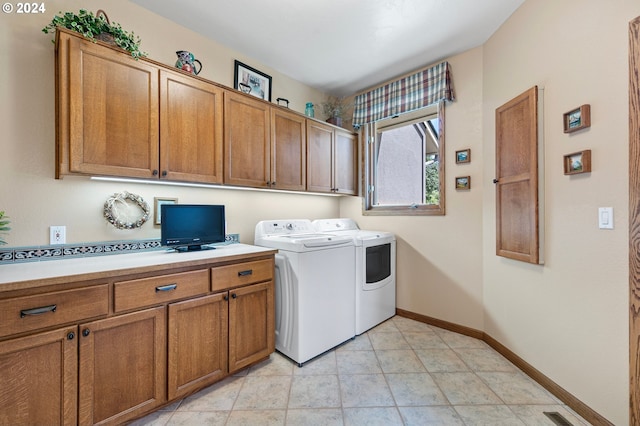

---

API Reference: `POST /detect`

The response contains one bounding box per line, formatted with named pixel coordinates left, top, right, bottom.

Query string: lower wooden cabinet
left=0, top=327, right=78, bottom=426
left=78, top=308, right=166, bottom=426
left=228, top=281, right=275, bottom=372
left=168, top=293, right=228, bottom=400
left=0, top=251, right=275, bottom=425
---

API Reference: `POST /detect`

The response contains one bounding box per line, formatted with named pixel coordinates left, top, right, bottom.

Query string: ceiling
left=131, top=0, right=524, bottom=97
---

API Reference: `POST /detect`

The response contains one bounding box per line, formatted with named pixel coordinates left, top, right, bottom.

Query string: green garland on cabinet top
left=42, top=9, right=147, bottom=59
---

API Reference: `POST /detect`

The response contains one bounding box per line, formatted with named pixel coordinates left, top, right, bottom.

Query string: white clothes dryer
left=313, top=218, right=396, bottom=335
left=254, top=219, right=355, bottom=366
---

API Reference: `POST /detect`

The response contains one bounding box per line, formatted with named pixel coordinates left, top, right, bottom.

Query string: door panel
left=271, top=108, right=306, bottom=190
left=224, top=92, right=271, bottom=187
left=160, top=70, right=223, bottom=183
left=495, top=86, right=539, bottom=264
left=67, top=34, right=159, bottom=178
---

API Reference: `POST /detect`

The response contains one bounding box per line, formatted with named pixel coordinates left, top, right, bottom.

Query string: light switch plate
left=598, top=207, right=614, bottom=229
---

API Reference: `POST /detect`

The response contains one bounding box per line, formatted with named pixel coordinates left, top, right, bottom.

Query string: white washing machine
left=254, top=219, right=356, bottom=366
left=313, top=218, right=396, bottom=335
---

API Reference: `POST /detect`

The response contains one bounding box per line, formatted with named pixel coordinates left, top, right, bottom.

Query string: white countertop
left=0, top=244, right=277, bottom=291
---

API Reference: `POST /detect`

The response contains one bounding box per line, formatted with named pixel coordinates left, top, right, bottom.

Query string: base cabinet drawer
left=114, top=269, right=209, bottom=312
left=211, top=258, right=274, bottom=291
left=0, top=327, right=78, bottom=426
left=0, top=285, right=108, bottom=339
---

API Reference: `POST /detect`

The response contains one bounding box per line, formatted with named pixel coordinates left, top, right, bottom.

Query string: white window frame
left=363, top=102, right=445, bottom=216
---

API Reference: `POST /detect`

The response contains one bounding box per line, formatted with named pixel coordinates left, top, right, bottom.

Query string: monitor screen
left=160, top=204, right=225, bottom=251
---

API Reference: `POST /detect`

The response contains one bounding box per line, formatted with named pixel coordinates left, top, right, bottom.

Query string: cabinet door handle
left=82, top=328, right=90, bottom=337
left=152, top=169, right=158, bottom=176
left=67, top=331, right=75, bottom=340
left=238, top=269, right=253, bottom=277
left=223, top=294, right=229, bottom=301
left=161, top=170, right=168, bottom=177
left=156, top=283, right=178, bottom=292
left=231, top=293, right=237, bottom=299
left=20, top=304, right=57, bottom=318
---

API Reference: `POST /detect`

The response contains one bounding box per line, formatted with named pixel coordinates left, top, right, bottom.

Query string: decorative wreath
left=103, top=191, right=150, bottom=230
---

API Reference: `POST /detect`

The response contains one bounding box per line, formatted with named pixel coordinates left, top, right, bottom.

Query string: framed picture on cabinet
left=455, top=149, right=471, bottom=164
left=563, top=104, right=591, bottom=133
left=154, top=197, right=178, bottom=225
left=455, top=176, right=471, bottom=190
left=233, top=60, right=272, bottom=101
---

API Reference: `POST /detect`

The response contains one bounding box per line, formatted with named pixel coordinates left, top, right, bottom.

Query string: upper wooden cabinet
left=160, top=70, right=224, bottom=184
left=224, top=91, right=271, bottom=187
left=307, top=121, right=358, bottom=195
left=54, top=29, right=356, bottom=194
left=224, top=94, right=307, bottom=190
left=56, top=30, right=159, bottom=179
left=271, top=108, right=307, bottom=191
left=56, top=30, right=223, bottom=184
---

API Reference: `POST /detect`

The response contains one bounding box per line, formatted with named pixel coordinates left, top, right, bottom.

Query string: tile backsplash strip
left=0, top=234, right=240, bottom=265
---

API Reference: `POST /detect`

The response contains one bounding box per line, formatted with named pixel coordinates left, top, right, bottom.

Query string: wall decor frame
left=233, top=60, right=272, bottom=101
left=455, top=176, right=471, bottom=190
left=563, top=104, right=591, bottom=133
left=455, top=149, right=471, bottom=164
left=154, top=197, right=177, bottom=225
left=563, top=150, right=591, bottom=175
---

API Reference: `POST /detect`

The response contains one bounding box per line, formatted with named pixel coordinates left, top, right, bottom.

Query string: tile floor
left=130, top=316, right=591, bottom=426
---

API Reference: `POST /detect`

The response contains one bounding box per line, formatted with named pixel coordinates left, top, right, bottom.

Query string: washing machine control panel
left=257, top=219, right=315, bottom=236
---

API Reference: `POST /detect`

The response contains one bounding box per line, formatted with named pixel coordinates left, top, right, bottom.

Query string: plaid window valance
left=352, top=61, right=454, bottom=128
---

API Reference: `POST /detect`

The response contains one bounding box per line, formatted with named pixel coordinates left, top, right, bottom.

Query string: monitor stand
left=174, top=244, right=216, bottom=252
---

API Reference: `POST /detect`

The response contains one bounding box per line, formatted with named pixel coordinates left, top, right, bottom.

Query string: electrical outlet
left=50, top=226, right=66, bottom=245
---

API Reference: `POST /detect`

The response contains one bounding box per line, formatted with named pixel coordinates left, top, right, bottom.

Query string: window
left=364, top=102, right=445, bottom=215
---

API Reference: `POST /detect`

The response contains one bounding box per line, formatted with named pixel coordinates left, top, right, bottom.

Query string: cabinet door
left=306, top=121, right=334, bottom=193
left=167, top=293, right=228, bottom=400
left=334, top=130, right=358, bottom=195
left=78, top=307, right=166, bottom=426
left=0, top=327, right=77, bottom=426
left=160, top=70, right=224, bottom=184
left=60, top=32, right=159, bottom=179
left=271, top=108, right=306, bottom=191
left=228, top=281, right=275, bottom=372
left=224, top=91, right=271, bottom=187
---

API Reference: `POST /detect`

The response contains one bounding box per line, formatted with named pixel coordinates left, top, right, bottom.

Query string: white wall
left=341, top=45, right=486, bottom=331
left=344, top=1, right=635, bottom=424
left=481, top=2, right=635, bottom=423
left=0, top=0, right=338, bottom=247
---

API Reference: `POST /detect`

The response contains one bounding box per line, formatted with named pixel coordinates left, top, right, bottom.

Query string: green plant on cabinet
left=42, top=9, right=146, bottom=59
left=0, top=211, right=10, bottom=245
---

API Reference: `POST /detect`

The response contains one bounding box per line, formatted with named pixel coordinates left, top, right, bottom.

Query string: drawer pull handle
left=238, top=269, right=253, bottom=277
left=156, top=284, right=178, bottom=292
left=20, top=304, right=57, bottom=318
